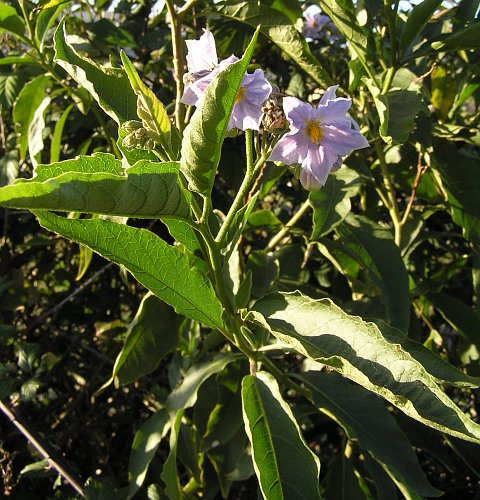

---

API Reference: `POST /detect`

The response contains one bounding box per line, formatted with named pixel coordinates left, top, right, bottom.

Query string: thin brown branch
left=401, top=153, right=428, bottom=225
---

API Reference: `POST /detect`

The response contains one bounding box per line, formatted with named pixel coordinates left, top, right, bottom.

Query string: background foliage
left=1, top=0, right=480, bottom=498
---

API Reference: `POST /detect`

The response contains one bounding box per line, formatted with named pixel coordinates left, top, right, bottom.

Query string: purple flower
left=181, top=29, right=272, bottom=131
left=228, top=69, right=272, bottom=131
left=302, top=11, right=331, bottom=39
left=268, top=86, right=369, bottom=189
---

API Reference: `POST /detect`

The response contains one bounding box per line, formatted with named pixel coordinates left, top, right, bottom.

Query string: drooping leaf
left=324, top=451, right=365, bottom=500
left=111, top=293, right=181, bottom=386
left=28, top=95, right=51, bottom=166
left=12, top=74, right=50, bottom=160
left=317, top=0, right=370, bottom=76
left=217, top=1, right=332, bottom=87
left=328, top=214, right=410, bottom=332
left=180, top=27, right=259, bottom=196
left=166, top=354, right=241, bottom=413
left=310, top=167, right=361, bottom=240
left=0, top=157, right=190, bottom=219
left=128, top=409, right=170, bottom=499
left=53, top=22, right=137, bottom=124
left=250, top=291, right=480, bottom=443
left=431, top=140, right=480, bottom=244
left=50, top=103, right=74, bottom=163
left=34, top=211, right=225, bottom=330
left=242, top=371, right=321, bottom=500
left=299, top=371, right=442, bottom=498
left=431, top=21, right=480, bottom=52
left=364, top=78, right=425, bottom=145
left=428, top=292, right=480, bottom=348
left=399, top=0, right=443, bottom=56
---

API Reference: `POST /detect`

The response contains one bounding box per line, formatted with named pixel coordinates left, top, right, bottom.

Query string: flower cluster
left=181, top=30, right=272, bottom=131
left=182, top=31, right=368, bottom=190
left=302, top=11, right=332, bottom=39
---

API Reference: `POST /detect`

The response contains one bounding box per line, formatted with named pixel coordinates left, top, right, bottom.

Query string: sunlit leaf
left=250, top=291, right=480, bottom=443
left=242, top=371, right=321, bottom=499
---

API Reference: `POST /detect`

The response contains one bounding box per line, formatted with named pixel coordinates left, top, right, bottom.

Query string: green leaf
left=12, top=74, right=50, bottom=160
left=28, top=95, right=51, bottom=166
left=431, top=21, right=480, bottom=51
left=34, top=212, right=225, bottom=330
left=0, top=151, right=19, bottom=187
left=333, top=214, right=410, bottom=332
left=53, top=23, right=137, bottom=124
left=429, top=292, right=480, bottom=348
left=0, top=72, right=25, bottom=110
left=180, top=27, right=259, bottom=196
left=324, top=451, right=364, bottom=500
left=310, top=167, right=361, bottom=240
left=242, top=371, right=321, bottom=500
left=166, top=354, right=240, bottom=413
left=217, top=1, right=332, bottom=87
left=431, top=66, right=456, bottom=122
left=399, top=0, right=443, bottom=55
left=112, top=293, right=180, bottom=386
left=128, top=409, right=170, bottom=499
left=50, top=103, right=74, bottom=163
left=317, top=0, right=370, bottom=76
left=299, top=371, right=442, bottom=498
left=251, top=291, right=480, bottom=443
left=376, top=320, right=480, bottom=388
left=76, top=243, right=93, bottom=280
left=364, top=78, right=425, bottom=145
left=35, top=3, right=68, bottom=50
left=0, top=4, right=26, bottom=39
left=0, top=157, right=190, bottom=219
left=161, top=411, right=183, bottom=500
left=431, top=140, right=480, bottom=244
left=120, top=51, right=172, bottom=157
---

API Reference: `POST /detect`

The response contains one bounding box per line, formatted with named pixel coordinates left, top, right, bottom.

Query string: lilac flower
left=268, top=86, right=369, bottom=189
left=302, top=11, right=331, bottom=40
left=228, top=70, right=272, bottom=131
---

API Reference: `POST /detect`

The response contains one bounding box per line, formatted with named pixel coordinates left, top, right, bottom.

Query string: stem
left=383, top=0, right=398, bottom=69
left=374, top=140, right=402, bottom=246
left=265, top=198, right=311, bottom=252
left=215, top=152, right=269, bottom=245
left=382, top=66, right=396, bottom=94
left=400, top=153, right=427, bottom=225
left=0, top=400, right=85, bottom=496
left=245, top=129, right=254, bottom=175
left=165, top=0, right=185, bottom=132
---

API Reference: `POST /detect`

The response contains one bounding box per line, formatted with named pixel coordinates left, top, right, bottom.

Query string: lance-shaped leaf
left=0, top=156, right=190, bottom=219
left=180, top=28, right=259, bottom=196
left=242, top=371, right=321, bottom=499
left=128, top=409, right=171, bottom=499
left=12, top=74, right=50, bottom=161
left=334, top=214, right=410, bottom=332
left=34, top=211, right=225, bottom=330
left=310, top=167, right=361, bottom=240
left=217, top=1, right=332, bottom=87
left=298, top=371, right=442, bottom=498
left=54, top=22, right=137, bottom=124
left=111, top=293, right=181, bottom=387
left=120, top=51, right=173, bottom=158
left=317, top=0, right=371, bottom=76
left=251, top=291, right=480, bottom=443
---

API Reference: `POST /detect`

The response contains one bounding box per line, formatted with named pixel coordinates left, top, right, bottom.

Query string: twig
left=24, top=262, right=114, bottom=335
left=400, top=153, right=428, bottom=225
left=0, top=400, right=85, bottom=496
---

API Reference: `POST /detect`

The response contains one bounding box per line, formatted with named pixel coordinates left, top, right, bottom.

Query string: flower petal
left=322, top=124, right=370, bottom=156
left=283, top=97, right=311, bottom=134
left=319, top=85, right=339, bottom=105
left=269, top=130, right=309, bottom=165
left=185, top=30, right=218, bottom=73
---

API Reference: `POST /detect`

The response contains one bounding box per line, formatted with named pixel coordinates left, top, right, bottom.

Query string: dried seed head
left=262, top=90, right=287, bottom=133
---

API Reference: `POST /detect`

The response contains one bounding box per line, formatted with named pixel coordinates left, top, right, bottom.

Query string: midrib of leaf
left=35, top=212, right=224, bottom=330
left=245, top=376, right=283, bottom=498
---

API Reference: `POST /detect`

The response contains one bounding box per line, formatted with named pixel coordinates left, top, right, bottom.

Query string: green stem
left=165, top=0, right=186, bottom=132
left=265, top=198, right=311, bottom=252
left=215, top=152, right=269, bottom=245
left=382, top=66, right=396, bottom=94
left=374, top=140, right=402, bottom=246
left=245, top=129, right=254, bottom=175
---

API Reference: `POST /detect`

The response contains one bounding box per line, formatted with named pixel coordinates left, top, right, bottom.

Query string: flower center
left=235, top=87, right=246, bottom=103
left=306, top=120, right=323, bottom=143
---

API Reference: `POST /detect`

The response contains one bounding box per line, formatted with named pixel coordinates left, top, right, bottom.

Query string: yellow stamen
left=306, top=120, right=323, bottom=143
left=235, top=87, right=246, bottom=103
